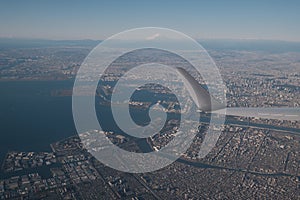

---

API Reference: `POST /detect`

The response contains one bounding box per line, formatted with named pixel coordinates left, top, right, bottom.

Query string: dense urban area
left=0, top=39, right=299, bottom=199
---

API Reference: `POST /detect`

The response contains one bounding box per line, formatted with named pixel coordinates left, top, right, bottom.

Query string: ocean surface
left=1, top=80, right=299, bottom=178
left=0, top=81, right=77, bottom=166
left=0, top=80, right=172, bottom=167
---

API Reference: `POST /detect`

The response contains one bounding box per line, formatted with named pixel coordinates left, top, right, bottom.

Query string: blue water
left=0, top=80, right=176, bottom=166
left=0, top=81, right=77, bottom=166
left=1, top=80, right=299, bottom=174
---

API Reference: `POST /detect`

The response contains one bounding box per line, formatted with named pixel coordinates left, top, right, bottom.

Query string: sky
left=0, top=0, right=300, bottom=41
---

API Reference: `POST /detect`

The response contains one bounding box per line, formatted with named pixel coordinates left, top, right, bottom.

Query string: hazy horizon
left=1, top=1, right=300, bottom=41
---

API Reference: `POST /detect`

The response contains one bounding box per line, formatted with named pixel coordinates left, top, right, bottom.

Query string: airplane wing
left=176, top=67, right=226, bottom=112
left=176, top=67, right=300, bottom=121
